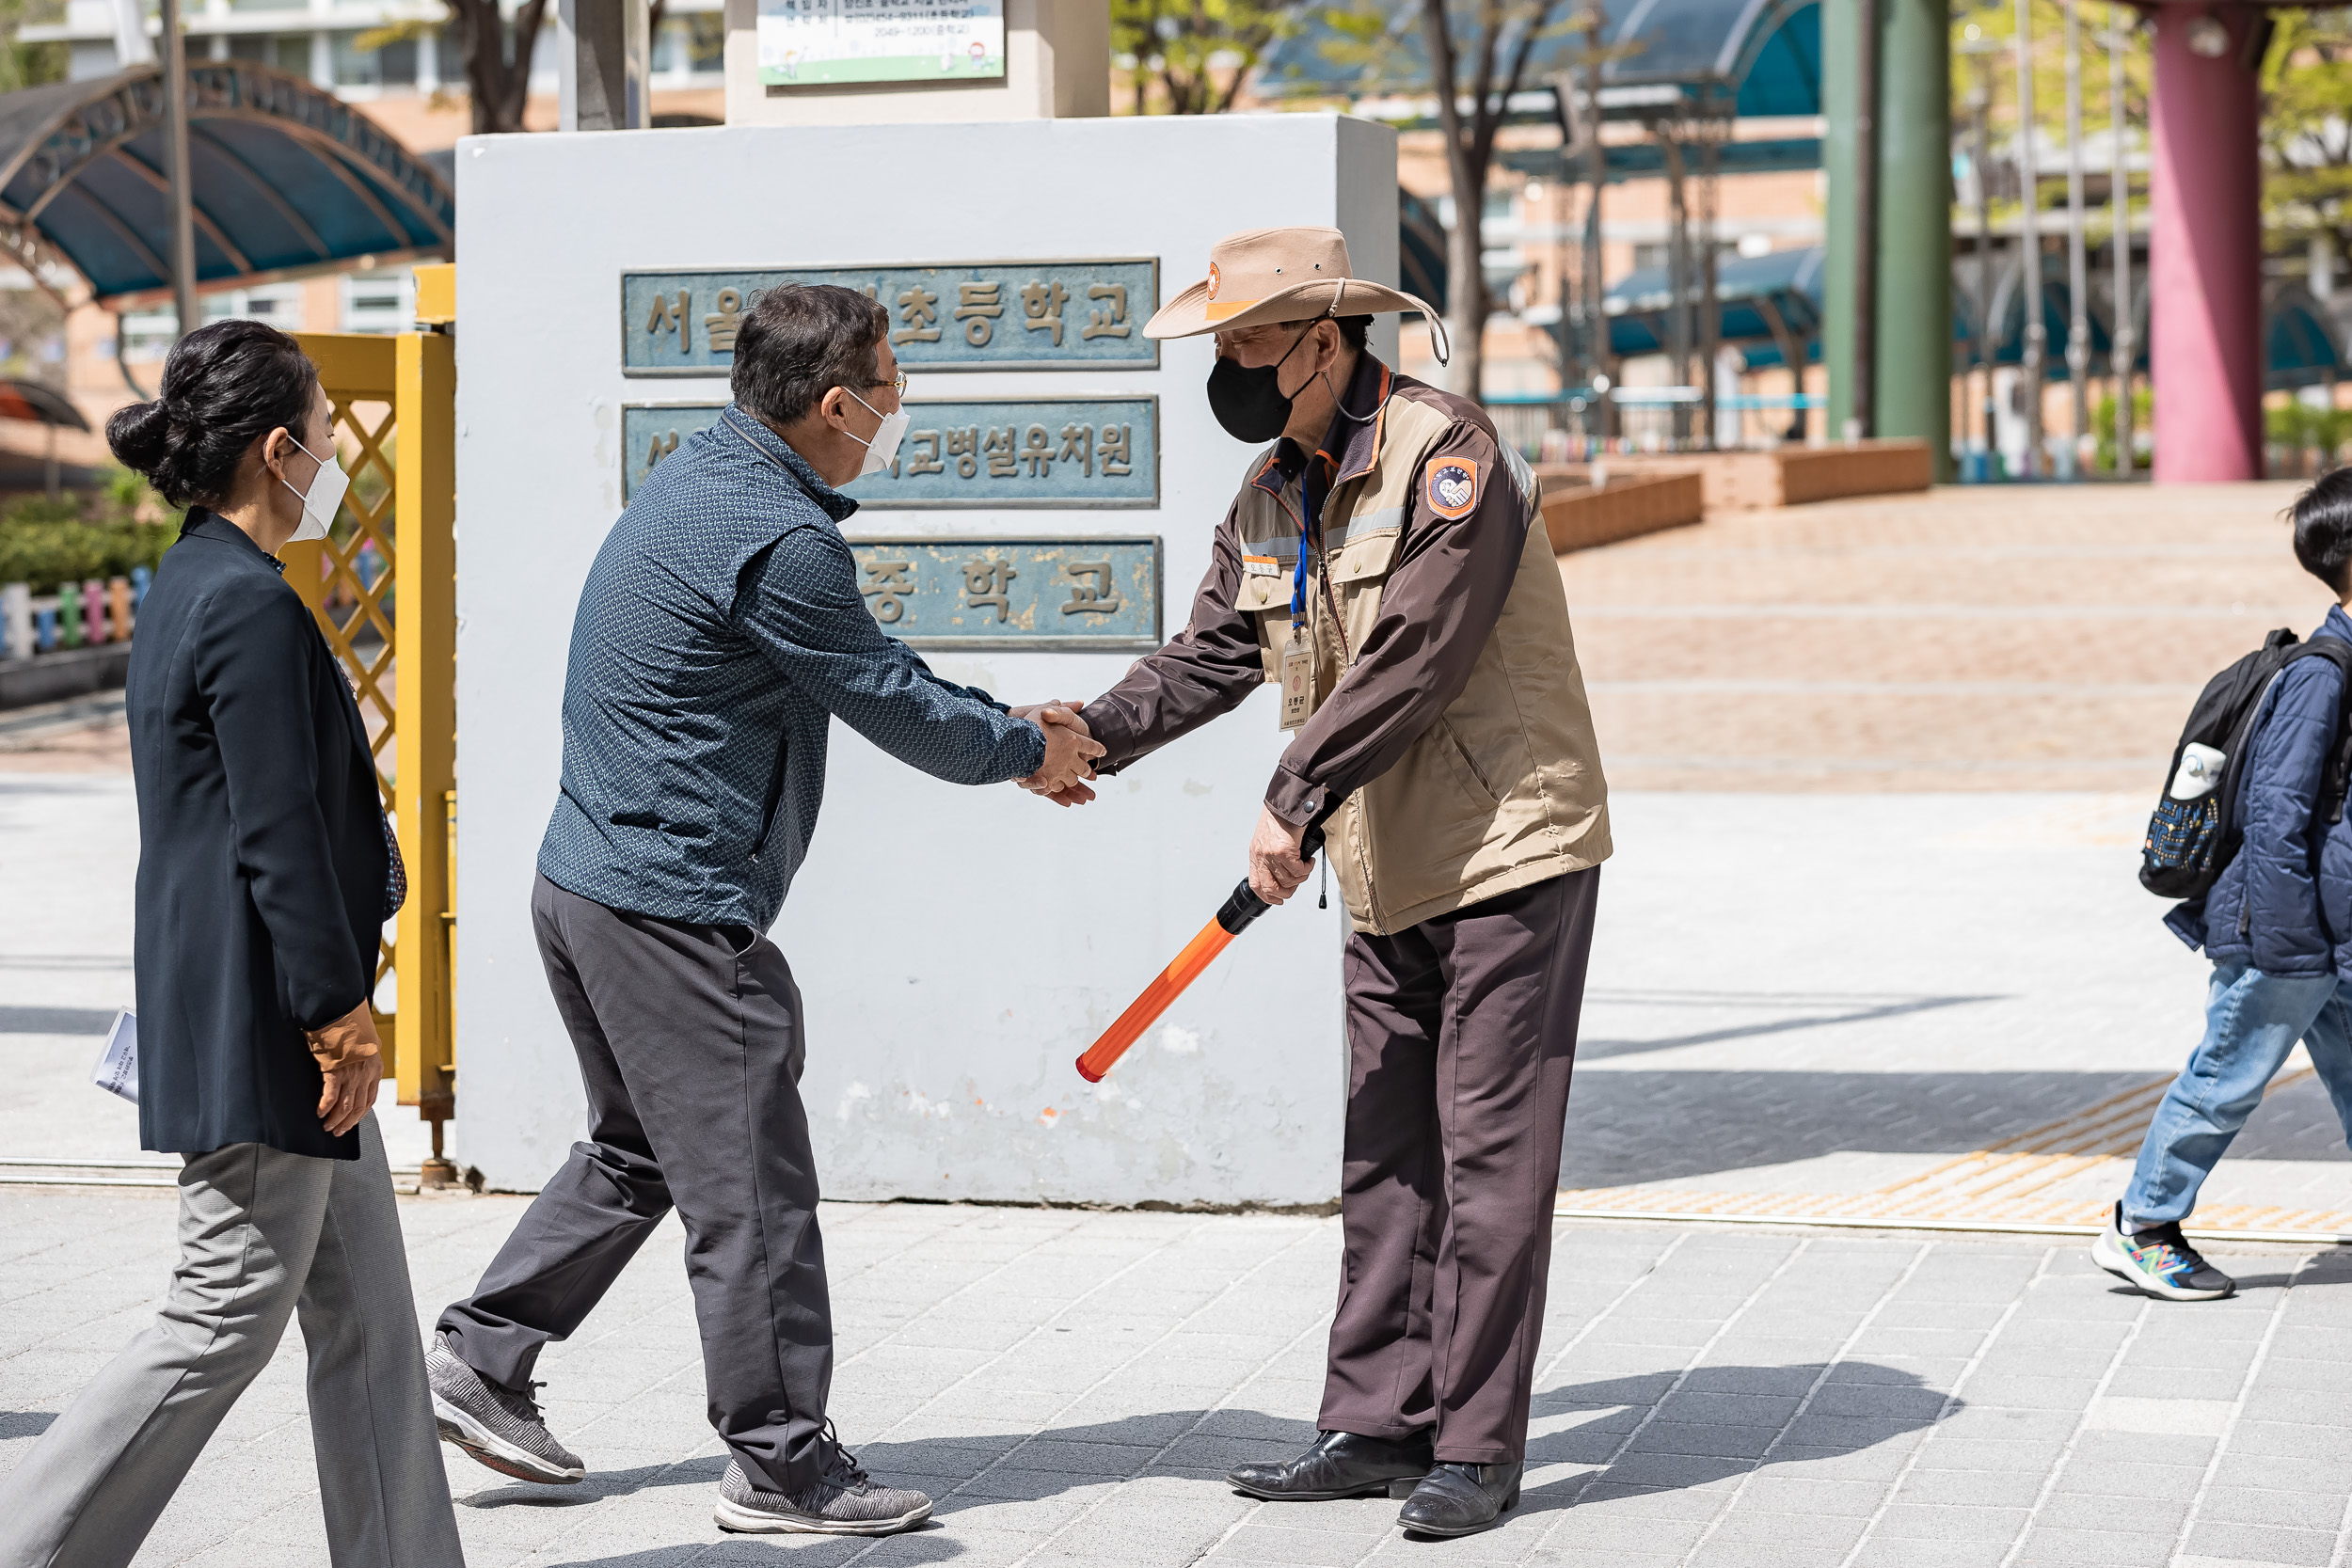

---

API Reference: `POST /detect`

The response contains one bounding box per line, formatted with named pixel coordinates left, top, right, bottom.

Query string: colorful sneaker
left=2092, top=1203, right=2237, bottom=1302
left=427, top=1331, right=585, bottom=1484
left=713, top=1440, right=931, bottom=1537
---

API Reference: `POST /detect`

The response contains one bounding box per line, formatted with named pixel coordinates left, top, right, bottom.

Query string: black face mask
left=1205, top=325, right=1316, bottom=443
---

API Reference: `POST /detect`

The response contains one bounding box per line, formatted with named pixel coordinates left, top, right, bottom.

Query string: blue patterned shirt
left=538, top=405, right=1046, bottom=928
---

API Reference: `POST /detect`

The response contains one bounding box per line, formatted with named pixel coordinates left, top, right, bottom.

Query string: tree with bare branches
left=1325, top=1, right=1577, bottom=395
left=1110, top=0, right=1303, bottom=114
left=446, top=0, right=551, bottom=134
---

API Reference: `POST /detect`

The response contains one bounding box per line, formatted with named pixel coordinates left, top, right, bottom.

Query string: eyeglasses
left=869, top=369, right=908, bottom=397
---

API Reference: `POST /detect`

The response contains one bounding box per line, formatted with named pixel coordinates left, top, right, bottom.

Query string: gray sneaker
left=426, top=1331, right=585, bottom=1484
left=713, top=1443, right=932, bottom=1536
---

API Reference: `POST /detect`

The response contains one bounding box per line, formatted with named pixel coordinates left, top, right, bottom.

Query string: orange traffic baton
left=1074, top=826, right=1325, bottom=1083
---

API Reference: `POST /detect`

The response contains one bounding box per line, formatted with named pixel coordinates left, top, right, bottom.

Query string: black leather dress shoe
left=1396, top=1460, right=1523, bottom=1536
left=1227, top=1429, right=1435, bottom=1501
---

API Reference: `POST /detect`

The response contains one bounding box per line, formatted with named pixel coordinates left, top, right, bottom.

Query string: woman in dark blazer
left=0, top=321, right=465, bottom=1568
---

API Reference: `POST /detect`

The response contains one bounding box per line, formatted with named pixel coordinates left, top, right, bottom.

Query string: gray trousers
left=437, top=875, right=832, bottom=1495
left=0, top=1115, right=464, bottom=1568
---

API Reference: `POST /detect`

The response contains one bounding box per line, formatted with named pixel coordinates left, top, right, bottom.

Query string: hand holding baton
left=1074, top=824, right=1326, bottom=1083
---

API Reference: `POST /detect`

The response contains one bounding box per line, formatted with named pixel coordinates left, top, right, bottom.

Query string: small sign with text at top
left=758, top=0, right=1004, bottom=87
left=621, top=397, right=1160, bottom=509
left=847, top=539, right=1161, bottom=651
left=620, top=259, right=1159, bottom=375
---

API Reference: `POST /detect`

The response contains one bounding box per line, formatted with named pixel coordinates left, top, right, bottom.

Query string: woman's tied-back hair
left=106, top=319, right=320, bottom=510
left=730, top=284, right=891, bottom=429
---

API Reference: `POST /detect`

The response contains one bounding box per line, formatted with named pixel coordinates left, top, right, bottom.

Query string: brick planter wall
left=1533, top=467, right=1706, bottom=553
left=1593, top=438, right=1933, bottom=512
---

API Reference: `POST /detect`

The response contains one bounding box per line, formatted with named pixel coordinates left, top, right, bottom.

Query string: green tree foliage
left=0, top=0, right=67, bottom=94
left=1317, top=0, right=1584, bottom=395
left=2262, top=11, right=2352, bottom=282
left=1111, top=0, right=1304, bottom=114
left=1946, top=0, right=2148, bottom=238
left=0, top=469, right=178, bottom=590
left=2093, top=386, right=2152, bottom=469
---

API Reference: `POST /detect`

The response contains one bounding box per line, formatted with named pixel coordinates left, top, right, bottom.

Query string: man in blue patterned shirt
left=426, top=284, right=1100, bottom=1536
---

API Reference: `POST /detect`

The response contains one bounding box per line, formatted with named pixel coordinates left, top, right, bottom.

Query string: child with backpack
left=2104, top=468, right=2352, bottom=1300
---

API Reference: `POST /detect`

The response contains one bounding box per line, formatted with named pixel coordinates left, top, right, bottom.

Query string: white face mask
left=279, top=434, right=349, bottom=543
left=845, top=387, right=911, bottom=479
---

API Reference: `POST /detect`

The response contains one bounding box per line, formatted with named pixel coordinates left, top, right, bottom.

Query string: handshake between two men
left=1002, top=700, right=1320, bottom=912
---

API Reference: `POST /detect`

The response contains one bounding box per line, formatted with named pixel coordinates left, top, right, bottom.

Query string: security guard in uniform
left=1073, top=227, right=1613, bottom=1537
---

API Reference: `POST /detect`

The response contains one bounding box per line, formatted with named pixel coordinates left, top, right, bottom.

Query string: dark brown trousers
left=1318, top=864, right=1599, bottom=1465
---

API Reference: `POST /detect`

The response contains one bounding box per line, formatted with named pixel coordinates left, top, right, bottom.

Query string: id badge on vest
left=1279, top=626, right=1314, bottom=731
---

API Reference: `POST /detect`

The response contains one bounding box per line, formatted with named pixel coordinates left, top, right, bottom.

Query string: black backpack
left=2142, top=629, right=2352, bottom=899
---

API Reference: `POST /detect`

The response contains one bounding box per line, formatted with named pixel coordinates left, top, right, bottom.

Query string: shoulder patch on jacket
left=1424, top=456, right=1480, bottom=519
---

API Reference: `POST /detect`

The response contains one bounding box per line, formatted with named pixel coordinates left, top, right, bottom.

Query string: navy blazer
left=126, top=508, right=386, bottom=1159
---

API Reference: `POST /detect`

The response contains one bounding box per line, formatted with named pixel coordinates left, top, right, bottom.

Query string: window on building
left=332, top=32, right=377, bottom=87
left=226, top=32, right=310, bottom=75
left=436, top=28, right=464, bottom=85
left=377, top=35, right=418, bottom=85
left=119, top=310, right=176, bottom=363
left=686, top=11, right=723, bottom=71
left=235, top=285, right=307, bottom=326
left=341, top=268, right=413, bottom=334
left=230, top=0, right=308, bottom=11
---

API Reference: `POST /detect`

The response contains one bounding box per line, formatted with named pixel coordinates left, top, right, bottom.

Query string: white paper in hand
left=92, top=1009, right=137, bottom=1104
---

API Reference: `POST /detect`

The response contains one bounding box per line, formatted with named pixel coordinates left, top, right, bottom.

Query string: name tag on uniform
left=1243, top=555, right=1282, bottom=578
left=1279, top=628, right=1313, bottom=731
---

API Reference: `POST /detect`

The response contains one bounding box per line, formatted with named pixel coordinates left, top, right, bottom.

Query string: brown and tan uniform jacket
left=1086, top=355, right=1611, bottom=936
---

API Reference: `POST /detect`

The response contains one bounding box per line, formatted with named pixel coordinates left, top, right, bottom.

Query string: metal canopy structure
left=1598, top=0, right=1821, bottom=117
left=1501, top=135, right=1820, bottom=184
left=1605, top=245, right=1824, bottom=365
left=1260, top=0, right=1822, bottom=119
left=1606, top=244, right=2347, bottom=392
left=0, top=63, right=453, bottom=309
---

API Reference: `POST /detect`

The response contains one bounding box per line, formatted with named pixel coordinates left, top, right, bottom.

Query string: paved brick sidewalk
left=4, top=1189, right=2347, bottom=1568
left=1566, top=481, right=2330, bottom=793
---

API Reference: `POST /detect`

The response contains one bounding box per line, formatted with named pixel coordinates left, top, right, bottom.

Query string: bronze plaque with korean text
left=621, top=259, right=1159, bottom=375
left=846, top=538, right=1161, bottom=649
left=621, top=397, right=1159, bottom=508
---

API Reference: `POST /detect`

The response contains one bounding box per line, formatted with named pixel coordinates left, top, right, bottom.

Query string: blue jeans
left=2122, top=961, right=2352, bottom=1227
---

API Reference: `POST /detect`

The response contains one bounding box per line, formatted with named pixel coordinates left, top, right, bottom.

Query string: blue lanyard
left=1291, top=460, right=1327, bottom=627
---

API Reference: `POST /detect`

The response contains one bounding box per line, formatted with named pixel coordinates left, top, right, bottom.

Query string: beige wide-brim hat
left=1145, top=225, right=1450, bottom=360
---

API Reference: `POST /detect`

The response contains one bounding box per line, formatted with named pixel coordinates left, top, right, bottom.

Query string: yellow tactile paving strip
left=1557, top=1067, right=2352, bottom=1243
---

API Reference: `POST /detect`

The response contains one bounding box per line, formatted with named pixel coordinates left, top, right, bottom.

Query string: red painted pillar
left=2150, top=7, right=2264, bottom=483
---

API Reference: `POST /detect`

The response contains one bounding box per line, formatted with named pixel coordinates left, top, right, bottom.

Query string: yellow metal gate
left=282, top=314, right=457, bottom=1168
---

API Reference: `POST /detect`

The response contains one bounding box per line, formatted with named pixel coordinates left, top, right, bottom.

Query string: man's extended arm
left=1082, top=503, right=1268, bottom=772
left=735, top=525, right=1056, bottom=785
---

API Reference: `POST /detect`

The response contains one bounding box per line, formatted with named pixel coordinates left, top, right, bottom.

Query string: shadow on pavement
left=1563, top=1069, right=2174, bottom=1186
left=0, top=1411, right=55, bottom=1440
left=1520, top=1363, right=1952, bottom=1516
left=0, top=1006, right=115, bottom=1036
left=505, top=1364, right=1947, bottom=1556
left=1577, top=991, right=2006, bottom=1061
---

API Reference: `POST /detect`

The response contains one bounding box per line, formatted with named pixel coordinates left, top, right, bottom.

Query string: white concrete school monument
left=451, top=111, right=1401, bottom=1203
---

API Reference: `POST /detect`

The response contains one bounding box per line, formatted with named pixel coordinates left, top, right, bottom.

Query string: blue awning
left=1957, top=254, right=2343, bottom=389
left=1603, top=244, right=1824, bottom=361
left=1501, top=135, right=1822, bottom=183
left=1260, top=0, right=1823, bottom=119
left=1601, top=244, right=2344, bottom=389
left=0, top=64, right=453, bottom=308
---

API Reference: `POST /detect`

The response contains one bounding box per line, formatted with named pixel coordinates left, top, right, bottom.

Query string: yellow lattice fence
left=282, top=326, right=457, bottom=1166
